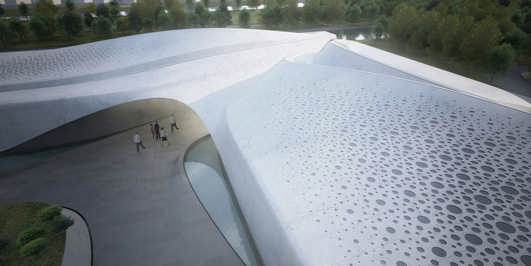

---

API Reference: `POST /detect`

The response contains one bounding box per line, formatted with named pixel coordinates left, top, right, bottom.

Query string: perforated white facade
left=1, top=29, right=530, bottom=266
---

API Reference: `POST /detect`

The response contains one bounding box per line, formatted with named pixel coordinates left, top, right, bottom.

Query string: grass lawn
left=0, top=202, right=66, bottom=266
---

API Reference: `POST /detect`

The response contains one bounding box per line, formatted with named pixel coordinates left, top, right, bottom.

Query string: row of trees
left=0, top=0, right=126, bottom=46
left=0, top=0, right=393, bottom=47
left=386, top=0, right=530, bottom=78
left=258, top=0, right=385, bottom=28
left=0, top=0, right=242, bottom=47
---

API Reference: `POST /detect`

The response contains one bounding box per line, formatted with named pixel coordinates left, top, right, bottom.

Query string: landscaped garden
left=0, top=202, right=73, bottom=266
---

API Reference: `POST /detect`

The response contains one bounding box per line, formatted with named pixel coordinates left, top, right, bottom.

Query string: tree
left=302, top=0, right=321, bottom=24
left=202, top=0, right=209, bottom=8
left=62, top=0, right=83, bottom=37
left=18, top=2, right=29, bottom=17
left=128, top=4, right=142, bottom=31
left=8, top=18, right=27, bottom=41
left=96, top=3, right=110, bottom=18
left=486, top=43, right=515, bottom=80
left=142, top=17, right=152, bottom=30
left=0, top=20, right=11, bottom=46
left=87, top=3, right=97, bottom=14
left=373, top=20, right=384, bottom=38
left=410, top=10, right=440, bottom=49
left=321, top=0, right=343, bottom=22
left=248, top=0, right=260, bottom=8
left=156, top=10, right=171, bottom=27
left=116, top=16, right=129, bottom=31
left=441, top=15, right=472, bottom=57
left=152, top=5, right=164, bottom=26
left=359, top=0, right=381, bottom=18
left=239, top=9, right=250, bottom=27
left=135, top=0, right=160, bottom=26
left=0, top=4, right=4, bottom=16
left=93, top=16, right=112, bottom=35
left=84, top=11, right=94, bottom=27
left=30, top=14, right=53, bottom=40
left=283, top=0, right=301, bottom=25
left=388, top=5, right=419, bottom=43
left=109, top=0, right=120, bottom=21
left=186, top=0, right=194, bottom=11
left=460, top=18, right=503, bottom=62
left=65, top=0, right=75, bottom=11
left=345, top=4, right=361, bottom=22
left=34, top=0, right=58, bottom=34
left=213, top=0, right=231, bottom=26
left=165, top=0, right=186, bottom=26
left=194, top=2, right=209, bottom=26
left=262, top=5, right=282, bottom=27
left=235, top=0, right=241, bottom=8
left=504, top=28, right=528, bottom=50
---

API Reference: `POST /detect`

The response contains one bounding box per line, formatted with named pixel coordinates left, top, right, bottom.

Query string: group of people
left=133, top=114, right=180, bottom=152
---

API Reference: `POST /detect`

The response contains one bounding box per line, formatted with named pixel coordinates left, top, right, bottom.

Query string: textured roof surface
left=223, top=61, right=531, bottom=266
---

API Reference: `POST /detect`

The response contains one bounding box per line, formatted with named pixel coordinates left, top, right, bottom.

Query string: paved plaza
left=0, top=116, right=244, bottom=266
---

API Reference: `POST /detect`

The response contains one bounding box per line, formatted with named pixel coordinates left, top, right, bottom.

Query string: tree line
left=0, top=0, right=234, bottom=47
left=0, top=0, right=393, bottom=48
left=385, top=0, right=530, bottom=78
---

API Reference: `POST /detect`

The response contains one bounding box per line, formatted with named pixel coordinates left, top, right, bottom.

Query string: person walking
left=154, top=120, right=160, bottom=142
left=134, top=132, right=146, bottom=152
left=149, top=123, right=155, bottom=140
left=170, top=114, right=179, bottom=133
left=160, top=128, right=170, bottom=146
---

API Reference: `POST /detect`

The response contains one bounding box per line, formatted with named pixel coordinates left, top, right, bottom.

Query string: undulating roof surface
left=225, top=61, right=531, bottom=266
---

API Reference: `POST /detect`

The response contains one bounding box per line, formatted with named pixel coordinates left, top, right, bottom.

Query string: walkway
left=0, top=116, right=244, bottom=266
left=61, top=208, right=91, bottom=266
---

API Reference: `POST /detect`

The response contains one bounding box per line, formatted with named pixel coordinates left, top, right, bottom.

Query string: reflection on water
left=330, top=28, right=387, bottom=41
left=184, top=136, right=259, bottom=266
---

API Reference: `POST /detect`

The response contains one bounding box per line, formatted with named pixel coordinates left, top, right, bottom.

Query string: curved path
left=0, top=116, right=244, bottom=266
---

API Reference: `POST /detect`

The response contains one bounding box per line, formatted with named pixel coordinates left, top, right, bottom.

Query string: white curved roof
left=209, top=60, right=531, bottom=265
left=1, top=28, right=530, bottom=266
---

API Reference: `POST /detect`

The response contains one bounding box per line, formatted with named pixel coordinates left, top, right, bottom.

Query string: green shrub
left=93, top=17, right=113, bottom=36
left=0, top=233, right=9, bottom=251
left=37, top=205, right=61, bottom=222
left=19, top=237, right=48, bottom=257
left=30, top=15, right=53, bottom=41
left=50, top=215, right=74, bottom=233
left=16, top=227, right=45, bottom=247
left=239, top=9, right=250, bottom=28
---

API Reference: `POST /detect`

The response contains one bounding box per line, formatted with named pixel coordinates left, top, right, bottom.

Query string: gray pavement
left=492, top=64, right=531, bottom=98
left=0, top=116, right=244, bottom=266
left=61, top=208, right=91, bottom=266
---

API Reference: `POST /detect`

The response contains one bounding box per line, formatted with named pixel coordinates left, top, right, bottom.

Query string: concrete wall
left=7, top=98, right=187, bottom=153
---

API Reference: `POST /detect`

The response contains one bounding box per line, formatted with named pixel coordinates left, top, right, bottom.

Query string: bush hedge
left=16, top=227, right=45, bottom=247
left=19, top=237, right=48, bottom=257
left=50, top=215, right=74, bottom=234
left=37, top=205, right=61, bottom=222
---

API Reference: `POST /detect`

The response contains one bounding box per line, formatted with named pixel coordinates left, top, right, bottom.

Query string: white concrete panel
left=332, top=40, right=531, bottom=113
